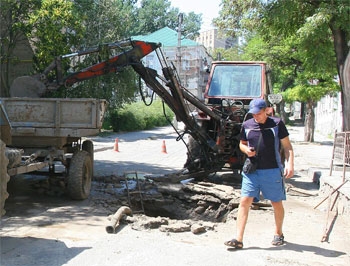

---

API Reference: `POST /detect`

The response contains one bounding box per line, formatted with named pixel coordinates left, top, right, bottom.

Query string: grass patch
left=104, top=100, right=174, bottom=132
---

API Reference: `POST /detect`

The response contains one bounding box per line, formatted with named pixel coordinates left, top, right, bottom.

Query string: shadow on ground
left=0, top=236, right=90, bottom=266
left=231, top=241, right=346, bottom=258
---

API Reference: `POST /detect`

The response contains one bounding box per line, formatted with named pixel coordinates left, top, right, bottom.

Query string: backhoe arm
left=63, top=39, right=219, bottom=152
left=63, top=40, right=160, bottom=87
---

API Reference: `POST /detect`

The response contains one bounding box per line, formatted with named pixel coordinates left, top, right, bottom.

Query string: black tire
left=184, top=122, right=209, bottom=172
left=67, top=150, right=92, bottom=200
left=184, top=135, right=203, bottom=171
left=82, top=140, right=94, bottom=174
left=0, top=140, right=10, bottom=217
left=82, top=140, right=94, bottom=158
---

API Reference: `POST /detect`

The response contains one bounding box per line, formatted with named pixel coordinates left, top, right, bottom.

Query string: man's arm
left=239, top=140, right=256, bottom=158
left=280, top=136, right=294, bottom=178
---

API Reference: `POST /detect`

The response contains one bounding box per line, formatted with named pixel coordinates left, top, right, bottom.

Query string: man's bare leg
left=271, top=201, right=284, bottom=236
left=236, top=196, right=254, bottom=242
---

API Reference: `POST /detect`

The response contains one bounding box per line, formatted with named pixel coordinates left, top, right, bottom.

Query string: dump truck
left=1, top=39, right=273, bottom=216
left=0, top=98, right=106, bottom=216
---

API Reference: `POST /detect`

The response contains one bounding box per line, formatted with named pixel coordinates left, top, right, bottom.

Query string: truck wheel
left=0, top=140, right=10, bottom=217
left=67, top=150, right=92, bottom=200
left=82, top=140, right=94, bottom=174
left=82, top=140, right=94, bottom=158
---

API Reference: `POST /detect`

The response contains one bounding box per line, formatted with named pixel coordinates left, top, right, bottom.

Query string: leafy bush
left=105, top=100, right=174, bottom=132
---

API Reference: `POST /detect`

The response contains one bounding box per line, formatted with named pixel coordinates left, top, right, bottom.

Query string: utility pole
left=177, top=13, right=183, bottom=77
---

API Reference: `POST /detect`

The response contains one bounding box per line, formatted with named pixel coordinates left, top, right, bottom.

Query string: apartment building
left=196, top=28, right=237, bottom=55
left=133, top=27, right=212, bottom=100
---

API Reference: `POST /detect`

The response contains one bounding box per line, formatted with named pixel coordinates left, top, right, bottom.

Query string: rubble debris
left=130, top=215, right=169, bottom=230
left=126, top=214, right=217, bottom=234
left=191, top=223, right=206, bottom=234
left=160, top=222, right=191, bottom=233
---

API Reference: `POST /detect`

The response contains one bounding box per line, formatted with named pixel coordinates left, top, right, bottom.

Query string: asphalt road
left=92, top=124, right=188, bottom=177
left=1, top=124, right=349, bottom=266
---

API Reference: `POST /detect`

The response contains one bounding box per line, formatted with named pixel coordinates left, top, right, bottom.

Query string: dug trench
left=4, top=170, right=275, bottom=234
left=89, top=170, right=274, bottom=233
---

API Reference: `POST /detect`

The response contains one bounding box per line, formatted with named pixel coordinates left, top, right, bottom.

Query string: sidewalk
left=288, top=125, right=350, bottom=215
left=287, top=125, right=333, bottom=174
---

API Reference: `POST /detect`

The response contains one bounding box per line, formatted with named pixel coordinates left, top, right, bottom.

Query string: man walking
left=225, top=98, right=294, bottom=249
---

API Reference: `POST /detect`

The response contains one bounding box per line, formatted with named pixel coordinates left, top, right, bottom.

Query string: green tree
left=0, top=0, right=41, bottom=96
left=135, top=0, right=178, bottom=34
left=28, top=0, right=84, bottom=72
left=261, top=0, right=347, bottom=138
left=283, top=73, right=339, bottom=141
left=0, top=0, right=138, bottom=108
left=214, top=0, right=262, bottom=38
left=214, top=0, right=349, bottom=141
left=243, top=32, right=340, bottom=141
left=77, top=0, right=136, bottom=45
left=64, top=0, right=138, bottom=108
left=212, top=46, right=242, bottom=61
left=134, top=0, right=202, bottom=37
left=182, top=12, right=202, bottom=39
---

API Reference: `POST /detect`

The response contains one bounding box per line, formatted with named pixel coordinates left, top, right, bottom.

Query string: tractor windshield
left=207, top=64, right=263, bottom=98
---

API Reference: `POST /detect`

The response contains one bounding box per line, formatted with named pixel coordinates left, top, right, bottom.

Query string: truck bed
left=1, top=98, right=107, bottom=148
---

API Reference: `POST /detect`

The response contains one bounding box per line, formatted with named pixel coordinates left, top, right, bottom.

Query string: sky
left=169, top=0, right=222, bottom=31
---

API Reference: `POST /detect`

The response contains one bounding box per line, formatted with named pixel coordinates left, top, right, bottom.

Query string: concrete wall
left=314, top=93, right=342, bottom=138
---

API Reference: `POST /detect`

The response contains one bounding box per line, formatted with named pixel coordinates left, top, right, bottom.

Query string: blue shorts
left=241, top=168, right=286, bottom=202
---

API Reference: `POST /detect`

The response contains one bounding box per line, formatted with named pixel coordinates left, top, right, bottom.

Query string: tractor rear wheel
left=184, top=135, right=203, bottom=171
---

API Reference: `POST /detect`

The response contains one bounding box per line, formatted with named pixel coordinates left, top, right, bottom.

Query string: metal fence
left=330, top=131, right=350, bottom=182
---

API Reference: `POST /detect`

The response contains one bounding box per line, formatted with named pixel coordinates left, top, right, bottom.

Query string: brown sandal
left=224, top=239, right=243, bottom=249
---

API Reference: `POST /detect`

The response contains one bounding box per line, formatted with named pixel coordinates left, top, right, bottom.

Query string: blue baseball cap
left=249, top=99, right=267, bottom=114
